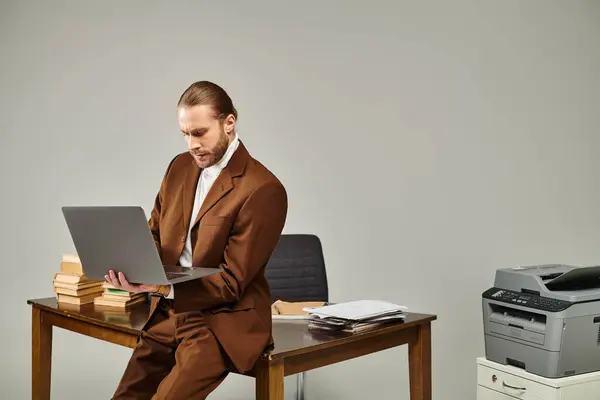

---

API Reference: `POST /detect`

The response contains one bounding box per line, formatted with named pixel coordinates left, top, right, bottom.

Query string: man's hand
left=105, top=270, right=160, bottom=294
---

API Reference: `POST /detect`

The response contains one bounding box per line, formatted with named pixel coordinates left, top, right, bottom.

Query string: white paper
left=272, top=314, right=308, bottom=320
left=303, top=300, right=407, bottom=321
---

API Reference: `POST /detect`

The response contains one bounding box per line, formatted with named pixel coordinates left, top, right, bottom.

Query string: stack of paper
left=303, top=300, right=407, bottom=333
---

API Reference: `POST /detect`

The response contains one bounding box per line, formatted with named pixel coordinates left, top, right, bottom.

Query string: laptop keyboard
left=166, top=271, right=191, bottom=279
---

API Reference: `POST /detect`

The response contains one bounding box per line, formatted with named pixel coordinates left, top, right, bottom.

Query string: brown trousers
left=112, top=298, right=231, bottom=399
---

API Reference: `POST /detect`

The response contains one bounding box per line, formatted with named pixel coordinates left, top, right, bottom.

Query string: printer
left=482, top=264, right=600, bottom=378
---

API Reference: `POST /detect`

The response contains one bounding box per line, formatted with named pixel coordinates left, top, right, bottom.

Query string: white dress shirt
left=165, top=133, right=239, bottom=298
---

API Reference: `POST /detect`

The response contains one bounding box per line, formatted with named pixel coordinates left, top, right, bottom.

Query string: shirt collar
left=203, top=133, right=239, bottom=177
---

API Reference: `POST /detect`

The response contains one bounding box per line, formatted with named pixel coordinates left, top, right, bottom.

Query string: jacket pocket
left=202, top=215, right=233, bottom=227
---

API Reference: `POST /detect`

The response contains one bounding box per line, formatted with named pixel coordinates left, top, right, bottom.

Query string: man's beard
left=194, top=128, right=230, bottom=168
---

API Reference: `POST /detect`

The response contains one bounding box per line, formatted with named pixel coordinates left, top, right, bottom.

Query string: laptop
left=61, top=206, right=221, bottom=285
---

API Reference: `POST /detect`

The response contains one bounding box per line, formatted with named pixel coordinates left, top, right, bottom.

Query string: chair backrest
left=265, top=234, right=329, bottom=303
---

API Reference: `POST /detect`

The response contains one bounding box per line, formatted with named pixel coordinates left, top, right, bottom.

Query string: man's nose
left=188, top=137, right=201, bottom=151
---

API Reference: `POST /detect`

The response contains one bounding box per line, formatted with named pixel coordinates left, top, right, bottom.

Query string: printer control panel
left=483, top=288, right=572, bottom=312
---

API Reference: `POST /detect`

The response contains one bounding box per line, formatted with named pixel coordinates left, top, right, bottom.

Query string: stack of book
left=303, top=300, right=408, bottom=333
left=53, top=253, right=103, bottom=305
left=93, top=282, right=146, bottom=309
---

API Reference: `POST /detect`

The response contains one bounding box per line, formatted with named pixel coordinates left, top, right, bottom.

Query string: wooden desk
left=28, top=297, right=436, bottom=400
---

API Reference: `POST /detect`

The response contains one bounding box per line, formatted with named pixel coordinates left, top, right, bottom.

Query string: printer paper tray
left=545, top=265, right=600, bottom=291
left=488, top=321, right=545, bottom=345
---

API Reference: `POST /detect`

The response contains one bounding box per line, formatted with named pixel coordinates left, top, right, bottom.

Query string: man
left=106, top=81, right=288, bottom=399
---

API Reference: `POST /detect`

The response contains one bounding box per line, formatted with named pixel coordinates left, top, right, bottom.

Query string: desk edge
left=27, top=299, right=142, bottom=336
left=265, top=314, right=437, bottom=360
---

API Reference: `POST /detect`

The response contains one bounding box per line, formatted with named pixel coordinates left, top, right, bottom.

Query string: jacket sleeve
left=148, top=155, right=179, bottom=259
left=172, top=181, right=288, bottom=312
left=146, top=156, right=181, bottom=296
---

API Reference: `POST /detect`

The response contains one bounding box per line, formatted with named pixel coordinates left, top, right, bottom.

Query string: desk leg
left=409, top=323, right=432, bottom=400
left=255, top=359, right=284, bottom=400
left=32, top=307, right=52, bottom=400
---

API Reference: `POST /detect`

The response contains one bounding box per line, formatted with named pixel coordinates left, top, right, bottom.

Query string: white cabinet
left=477, top=357, right=600, bottom=400
left=477, top=386, right=526, bottom=400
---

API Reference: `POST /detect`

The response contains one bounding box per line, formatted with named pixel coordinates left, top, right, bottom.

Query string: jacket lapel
left=189, top=140, right=250, bottom=230
left=182, top=159, right=201, bottom=234
left=191, top=169, right=233, bottom=227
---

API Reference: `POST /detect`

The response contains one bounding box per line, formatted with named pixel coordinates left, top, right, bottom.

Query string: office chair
left=265, top=234, right=329, bottom=400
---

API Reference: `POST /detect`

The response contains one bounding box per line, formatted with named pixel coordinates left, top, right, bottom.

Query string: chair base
left=297, top=371, right=305, bottom=400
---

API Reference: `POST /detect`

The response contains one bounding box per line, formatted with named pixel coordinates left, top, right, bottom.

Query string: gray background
left=2, top=0, right=600, bottom=399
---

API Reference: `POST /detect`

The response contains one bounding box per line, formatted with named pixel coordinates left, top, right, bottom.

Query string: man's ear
left=223, top=114, right=236, bottom=134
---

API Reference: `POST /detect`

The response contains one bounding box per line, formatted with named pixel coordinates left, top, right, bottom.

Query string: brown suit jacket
left=146, top=140, right=287, bottom=373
